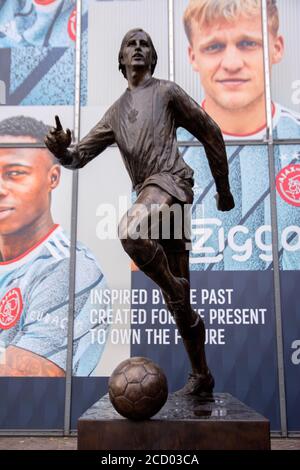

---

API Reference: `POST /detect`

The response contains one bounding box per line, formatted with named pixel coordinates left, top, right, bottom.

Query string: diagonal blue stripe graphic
left=7, top=12, right=88, bottom=105
left=267, top=232, right=298, bottom=270
left=8, top=48, right=66, bottom=104
left=192, top=145, right=244, bottom=214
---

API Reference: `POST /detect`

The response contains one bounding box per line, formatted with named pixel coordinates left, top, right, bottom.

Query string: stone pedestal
left=78, top=393, right=270, bottom=450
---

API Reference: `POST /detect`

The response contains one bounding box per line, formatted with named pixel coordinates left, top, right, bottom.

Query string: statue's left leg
left=162, top=247, right=214, bottom=395
left=118, top=186, right=187, bottom=302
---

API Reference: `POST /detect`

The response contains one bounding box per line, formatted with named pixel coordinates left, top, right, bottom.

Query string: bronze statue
left=45, top=28, right=234, bottom=396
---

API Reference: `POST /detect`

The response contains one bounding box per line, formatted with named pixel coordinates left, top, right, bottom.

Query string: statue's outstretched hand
left=215, top=191, right=235, bottom=211
left=44, top=116, right=72, bottom=158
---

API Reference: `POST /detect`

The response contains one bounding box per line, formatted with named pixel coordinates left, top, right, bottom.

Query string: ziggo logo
left=190, top=218, right=300, bottom=264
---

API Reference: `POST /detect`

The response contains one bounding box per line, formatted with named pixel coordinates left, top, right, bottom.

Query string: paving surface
left=270, top=439, right=300, bottom=450
left=0, top=437, right=77, bottom=451
left=0, top=437, right=299, bottom=450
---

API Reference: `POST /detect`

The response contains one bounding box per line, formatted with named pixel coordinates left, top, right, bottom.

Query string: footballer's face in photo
left=188, top=13, right=283, bottom=112
left=0, top=136, right=60, bottom=235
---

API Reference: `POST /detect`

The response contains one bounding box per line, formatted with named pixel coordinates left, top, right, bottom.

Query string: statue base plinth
left=77, top=393, right=270, bottom=450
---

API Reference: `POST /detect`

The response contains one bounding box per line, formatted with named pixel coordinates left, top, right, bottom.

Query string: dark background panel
left=131, top=270, right=281, bottom=431
left=70, top=377, right=108, bottom=430
left=0, top=379, right=65, bottom=429
left=280, top=271, right=300, bottom=432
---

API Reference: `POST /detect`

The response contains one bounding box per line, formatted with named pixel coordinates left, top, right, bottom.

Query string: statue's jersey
left=0, top=225, right=109, bottom=375
left=178, top=103, right=300, bottom=271
left=66, top=78, right=229, bottom=204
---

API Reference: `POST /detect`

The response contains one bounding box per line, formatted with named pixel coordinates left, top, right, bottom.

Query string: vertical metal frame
left=168, top=0, right=175, bottom=81
left=261, top=0, right=287, bottom=436
left=63, top=0, right=82, bottom=436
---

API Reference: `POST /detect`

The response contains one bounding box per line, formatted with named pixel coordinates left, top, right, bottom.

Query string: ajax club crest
left=0, top=288, right=23, bottom=330
left=276, top=164, right=300, bottom=207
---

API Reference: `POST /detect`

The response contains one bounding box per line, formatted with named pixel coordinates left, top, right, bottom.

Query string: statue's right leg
left=163, top=249, right=214, bottom=395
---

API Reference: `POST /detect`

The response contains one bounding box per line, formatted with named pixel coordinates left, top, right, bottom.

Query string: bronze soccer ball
left=108, top=356, right=168, bottom=420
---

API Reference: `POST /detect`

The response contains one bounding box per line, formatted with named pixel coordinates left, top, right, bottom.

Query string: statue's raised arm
left=45, top=107, right=116, bottom=170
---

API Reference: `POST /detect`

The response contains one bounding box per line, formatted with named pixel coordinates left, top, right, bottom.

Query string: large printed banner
left=275, top=143, right=300, bottom=432
left=172, top=0, right=299, bottom=432
left=0, top=107, right=112, bottom=428
left=0, top=0, right=169, bottom=430
left=0, top=1, right=107, bottom=430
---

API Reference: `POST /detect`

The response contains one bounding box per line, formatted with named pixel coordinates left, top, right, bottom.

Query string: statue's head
left=118, top=28, right=158, bottom=79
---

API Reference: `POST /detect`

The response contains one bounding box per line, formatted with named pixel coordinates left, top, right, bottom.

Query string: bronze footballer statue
left=45, top=28, right=234, bottom=396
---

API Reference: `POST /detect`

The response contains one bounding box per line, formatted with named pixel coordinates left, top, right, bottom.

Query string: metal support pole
left=168, top=0, right=175, bottom=82
left=261, top=0, right=287, bottom=437
left=63, top=0, right=82, bottom=436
